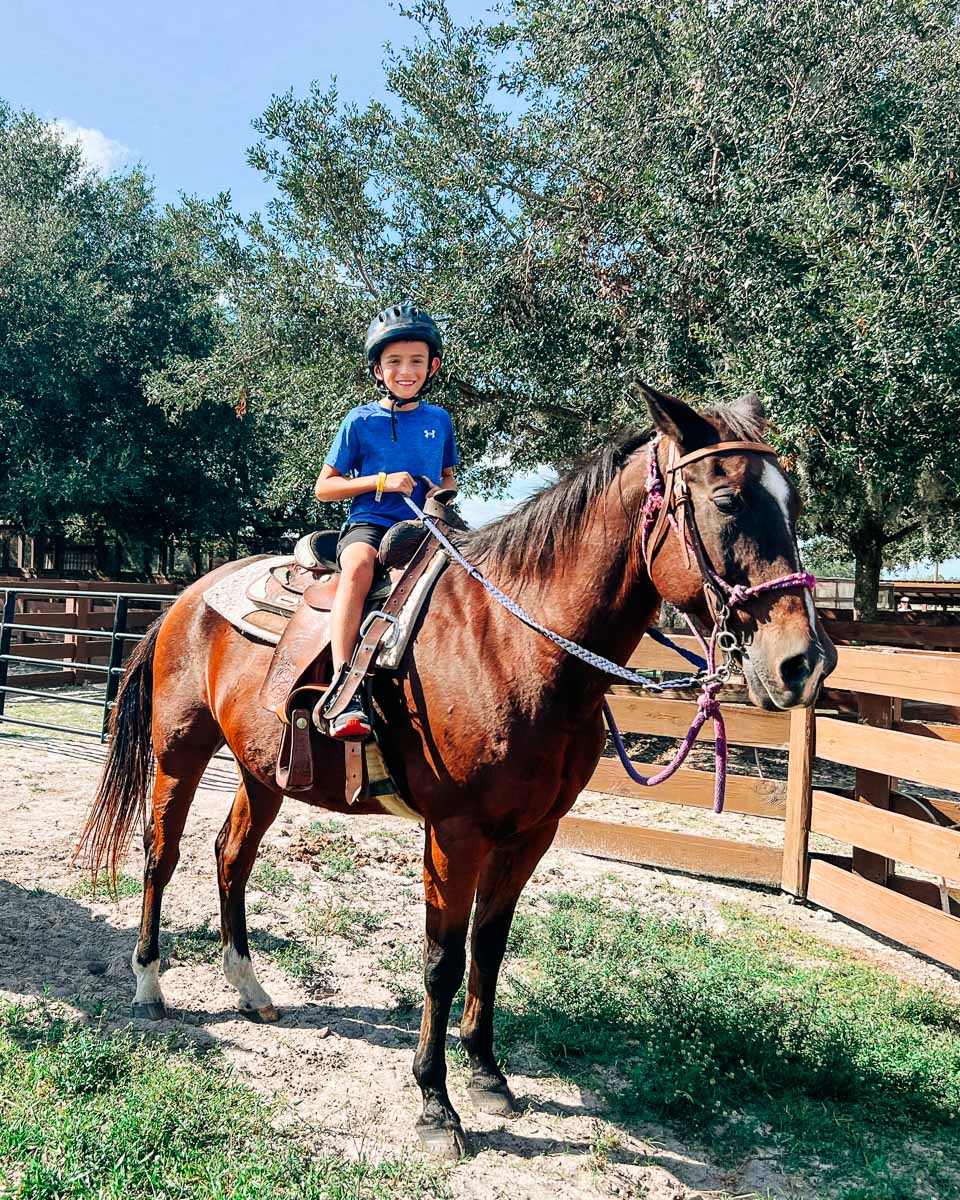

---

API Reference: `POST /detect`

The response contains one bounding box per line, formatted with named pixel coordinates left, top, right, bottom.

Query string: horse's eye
left=713, top=491, right=742, bottom=514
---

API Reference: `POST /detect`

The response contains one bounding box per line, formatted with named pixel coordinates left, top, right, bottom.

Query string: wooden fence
left=5, top=583, right=960, bottom=971
left=557, top=637, right=960, bottom=972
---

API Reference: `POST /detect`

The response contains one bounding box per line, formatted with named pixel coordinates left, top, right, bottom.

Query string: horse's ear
left=635, top=383, right=716, bottom=452
left=727, top=392, right=767, bottom=437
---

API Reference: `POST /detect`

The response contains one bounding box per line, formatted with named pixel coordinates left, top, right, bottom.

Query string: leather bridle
left=641, top=434, right=816, bottom=656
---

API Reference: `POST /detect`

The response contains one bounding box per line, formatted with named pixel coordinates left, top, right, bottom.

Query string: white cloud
left=50, top=118, right=130, bottom=174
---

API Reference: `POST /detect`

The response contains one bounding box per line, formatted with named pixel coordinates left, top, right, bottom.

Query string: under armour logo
left=423, top=429, right=436, bottom=438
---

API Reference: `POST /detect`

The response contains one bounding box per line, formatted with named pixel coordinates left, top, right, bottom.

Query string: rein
left=403, top=436, right=815, bottom=814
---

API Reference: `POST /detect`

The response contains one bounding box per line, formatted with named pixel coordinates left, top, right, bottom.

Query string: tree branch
left=883, top=519, right=924, bottom=547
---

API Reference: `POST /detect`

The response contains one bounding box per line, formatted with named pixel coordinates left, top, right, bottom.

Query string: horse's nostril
left=780, top=651, right=812, bottom=690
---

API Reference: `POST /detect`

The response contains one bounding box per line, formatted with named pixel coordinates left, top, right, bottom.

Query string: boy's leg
left=328, top=539, right=379, bottom=739
left=331, top=541, right=378, bottom=671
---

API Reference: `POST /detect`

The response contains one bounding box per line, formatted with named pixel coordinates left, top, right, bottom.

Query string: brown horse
left=78, top=387, right=836, bottom=1160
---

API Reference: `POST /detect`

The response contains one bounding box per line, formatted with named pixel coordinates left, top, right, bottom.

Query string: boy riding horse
left=314, top=301, right=459, bottom=738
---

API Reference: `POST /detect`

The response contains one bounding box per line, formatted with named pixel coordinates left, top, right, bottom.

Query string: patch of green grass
left=500, top=893, right=960, bottom=1200
left=250, top=930, right=330, bottom=985
left=0, top=1000, right=450, bottom=1199
left=2, top=692, right=103, bottom=736
left=250, top=860, right=299, bottom=898
left=378, top=942, right=422, bottom=1014
left=299, top=897, right=385, bottom=947
left=69, top=871, right=142, bottom=901
left=166, top=925, right=328, bottom=987
left=304, top=821, right=361, bottom=880
left=167, top=924, right=221, bottom=966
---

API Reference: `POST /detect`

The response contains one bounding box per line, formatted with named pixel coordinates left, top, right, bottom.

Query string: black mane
left=458, top=426, right=653, bottom=584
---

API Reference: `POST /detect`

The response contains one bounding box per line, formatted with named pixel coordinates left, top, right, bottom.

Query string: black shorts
left=336, top=521, right=390, bottom=567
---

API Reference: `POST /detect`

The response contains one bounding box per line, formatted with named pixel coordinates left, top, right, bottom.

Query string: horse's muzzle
left=742, top=623, right=837, bottom=710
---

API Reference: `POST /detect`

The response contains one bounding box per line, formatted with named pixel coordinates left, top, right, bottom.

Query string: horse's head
left=639, top=384, right=837, bottom=710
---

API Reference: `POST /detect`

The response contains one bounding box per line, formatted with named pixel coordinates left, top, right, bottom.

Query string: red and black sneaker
left=329, top=700, right=372, bottom=740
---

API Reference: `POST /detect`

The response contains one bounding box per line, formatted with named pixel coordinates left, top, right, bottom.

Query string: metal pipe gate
left=0, top=586, right=174, bottom=741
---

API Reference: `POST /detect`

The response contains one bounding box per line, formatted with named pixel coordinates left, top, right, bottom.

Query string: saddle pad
left=203, top=556, right=292, bottom=644
left=202, top=551, right=448, bottom=670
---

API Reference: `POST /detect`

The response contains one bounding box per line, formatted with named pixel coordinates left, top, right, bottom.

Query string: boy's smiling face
left=374, top=339, right=440, bottom=403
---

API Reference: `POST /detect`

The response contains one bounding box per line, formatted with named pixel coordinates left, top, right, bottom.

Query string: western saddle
left=248, top=488, right=467, bottom=804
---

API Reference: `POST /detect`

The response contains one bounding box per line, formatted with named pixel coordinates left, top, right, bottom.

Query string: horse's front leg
left=460, top=821, right=558, bottom=1115
left=413, top=820, right=486, bottom=1161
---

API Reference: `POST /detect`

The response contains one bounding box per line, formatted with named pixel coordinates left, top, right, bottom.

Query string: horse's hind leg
left=460, top=822, right=559, bottom=1116
left=216, top=768, right=283, bottom=1022
left=132, top=750, right=216, bottom=1019
left=413, top=823, right=486, bottom=1161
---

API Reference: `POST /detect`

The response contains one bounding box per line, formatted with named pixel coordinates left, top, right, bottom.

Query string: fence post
left=852, top=692, right=896, bottom=886
left=101, top=596, right=128, bottom=742
left=782, top=706, right=816, bottom=898
left=0, top=590, right=17, bottom=720
left=64, top=595, right=93, bottom=685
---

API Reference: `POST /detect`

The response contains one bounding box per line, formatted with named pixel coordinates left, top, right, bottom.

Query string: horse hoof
left=416, top=1122, right=471, bottom=1161
left=468, top=1082, right=518, bottom=1116
left=240, top=1003, right=279, bottom=1024
left=131, top=1001, right=167, bottom=1021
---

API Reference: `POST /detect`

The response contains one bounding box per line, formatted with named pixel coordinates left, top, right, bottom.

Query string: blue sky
left=5, top=0, right=486, bottom=216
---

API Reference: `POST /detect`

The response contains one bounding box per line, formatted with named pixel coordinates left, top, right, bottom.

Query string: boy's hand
left=384, top=471, right=416, bottom=495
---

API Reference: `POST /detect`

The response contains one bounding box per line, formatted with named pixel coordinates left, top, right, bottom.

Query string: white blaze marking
left=760, top=461, right=817, bottom=637
left=131, top=951, right=164, bottom=1005
left=223, top=943, right=274, bottom=1012
left=760, top=460, right=793, bottom=531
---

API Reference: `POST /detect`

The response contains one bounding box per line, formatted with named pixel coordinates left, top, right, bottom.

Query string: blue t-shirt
left=324, top=400, right=459, bottom=528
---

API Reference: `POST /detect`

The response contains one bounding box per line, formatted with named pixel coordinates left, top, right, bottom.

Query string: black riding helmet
left=365, top=301, right=443, bottom=375
left=365, top=301, right=443, bottom=437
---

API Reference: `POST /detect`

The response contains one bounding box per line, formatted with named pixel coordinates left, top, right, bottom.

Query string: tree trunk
left=853, top=530, right=883, bottom=621
left=93, top=529, right=109, bottom=576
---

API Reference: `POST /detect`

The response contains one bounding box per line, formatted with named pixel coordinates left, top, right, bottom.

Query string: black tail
left=75, top=616, right=163, bottom=891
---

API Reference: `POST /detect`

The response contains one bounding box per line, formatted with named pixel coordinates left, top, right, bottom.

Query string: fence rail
left=558, top=633, right=960, bottom=971
left=0, top=584, right=175, bottom=740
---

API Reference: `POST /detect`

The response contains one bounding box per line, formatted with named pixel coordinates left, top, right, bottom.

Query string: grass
left=303, top=821, right=362, bottom=880
left=167, top=925, right=329, bottom=985
left=69, top=871, right=142, bottom=901
left=497, top=892, right=960, bottom=1200
left=377, top=943, right=422, bottom=1014
left=0, top=1000, right=450, bottom=1199
left=249, top=860, right=300, bottom=898
left=299, top=899, right=386, bottom=948
left=1, top=691, right=104, bottom=737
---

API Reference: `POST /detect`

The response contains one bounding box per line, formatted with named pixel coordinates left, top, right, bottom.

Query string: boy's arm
left=440, top=467, right=457, bottom=490
left=314, top=464, right=415, bottom=501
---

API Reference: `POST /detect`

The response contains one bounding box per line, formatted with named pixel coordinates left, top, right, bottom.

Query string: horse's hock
left=557, top=633, right=960, bottom=972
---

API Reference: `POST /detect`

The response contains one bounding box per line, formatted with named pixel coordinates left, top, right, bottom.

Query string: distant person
left=314, top=302, right=458, bottom=739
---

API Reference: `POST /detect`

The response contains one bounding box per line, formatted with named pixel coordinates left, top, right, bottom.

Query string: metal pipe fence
left=0, top=585, right=174, bottom=742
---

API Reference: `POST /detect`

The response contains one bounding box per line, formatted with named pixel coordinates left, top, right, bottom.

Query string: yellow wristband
left=375, top=471, right=386, bottom=502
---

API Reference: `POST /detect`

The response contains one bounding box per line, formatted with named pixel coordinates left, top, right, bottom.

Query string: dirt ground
left=1, top=724, right=959, bottom=1200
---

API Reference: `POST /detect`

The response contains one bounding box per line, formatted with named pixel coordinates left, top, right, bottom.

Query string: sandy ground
left=1, top=727, right=959, bottom=1200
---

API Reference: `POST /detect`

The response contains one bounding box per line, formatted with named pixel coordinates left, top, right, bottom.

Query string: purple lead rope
left=603, top=614, right=730, bottom=812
